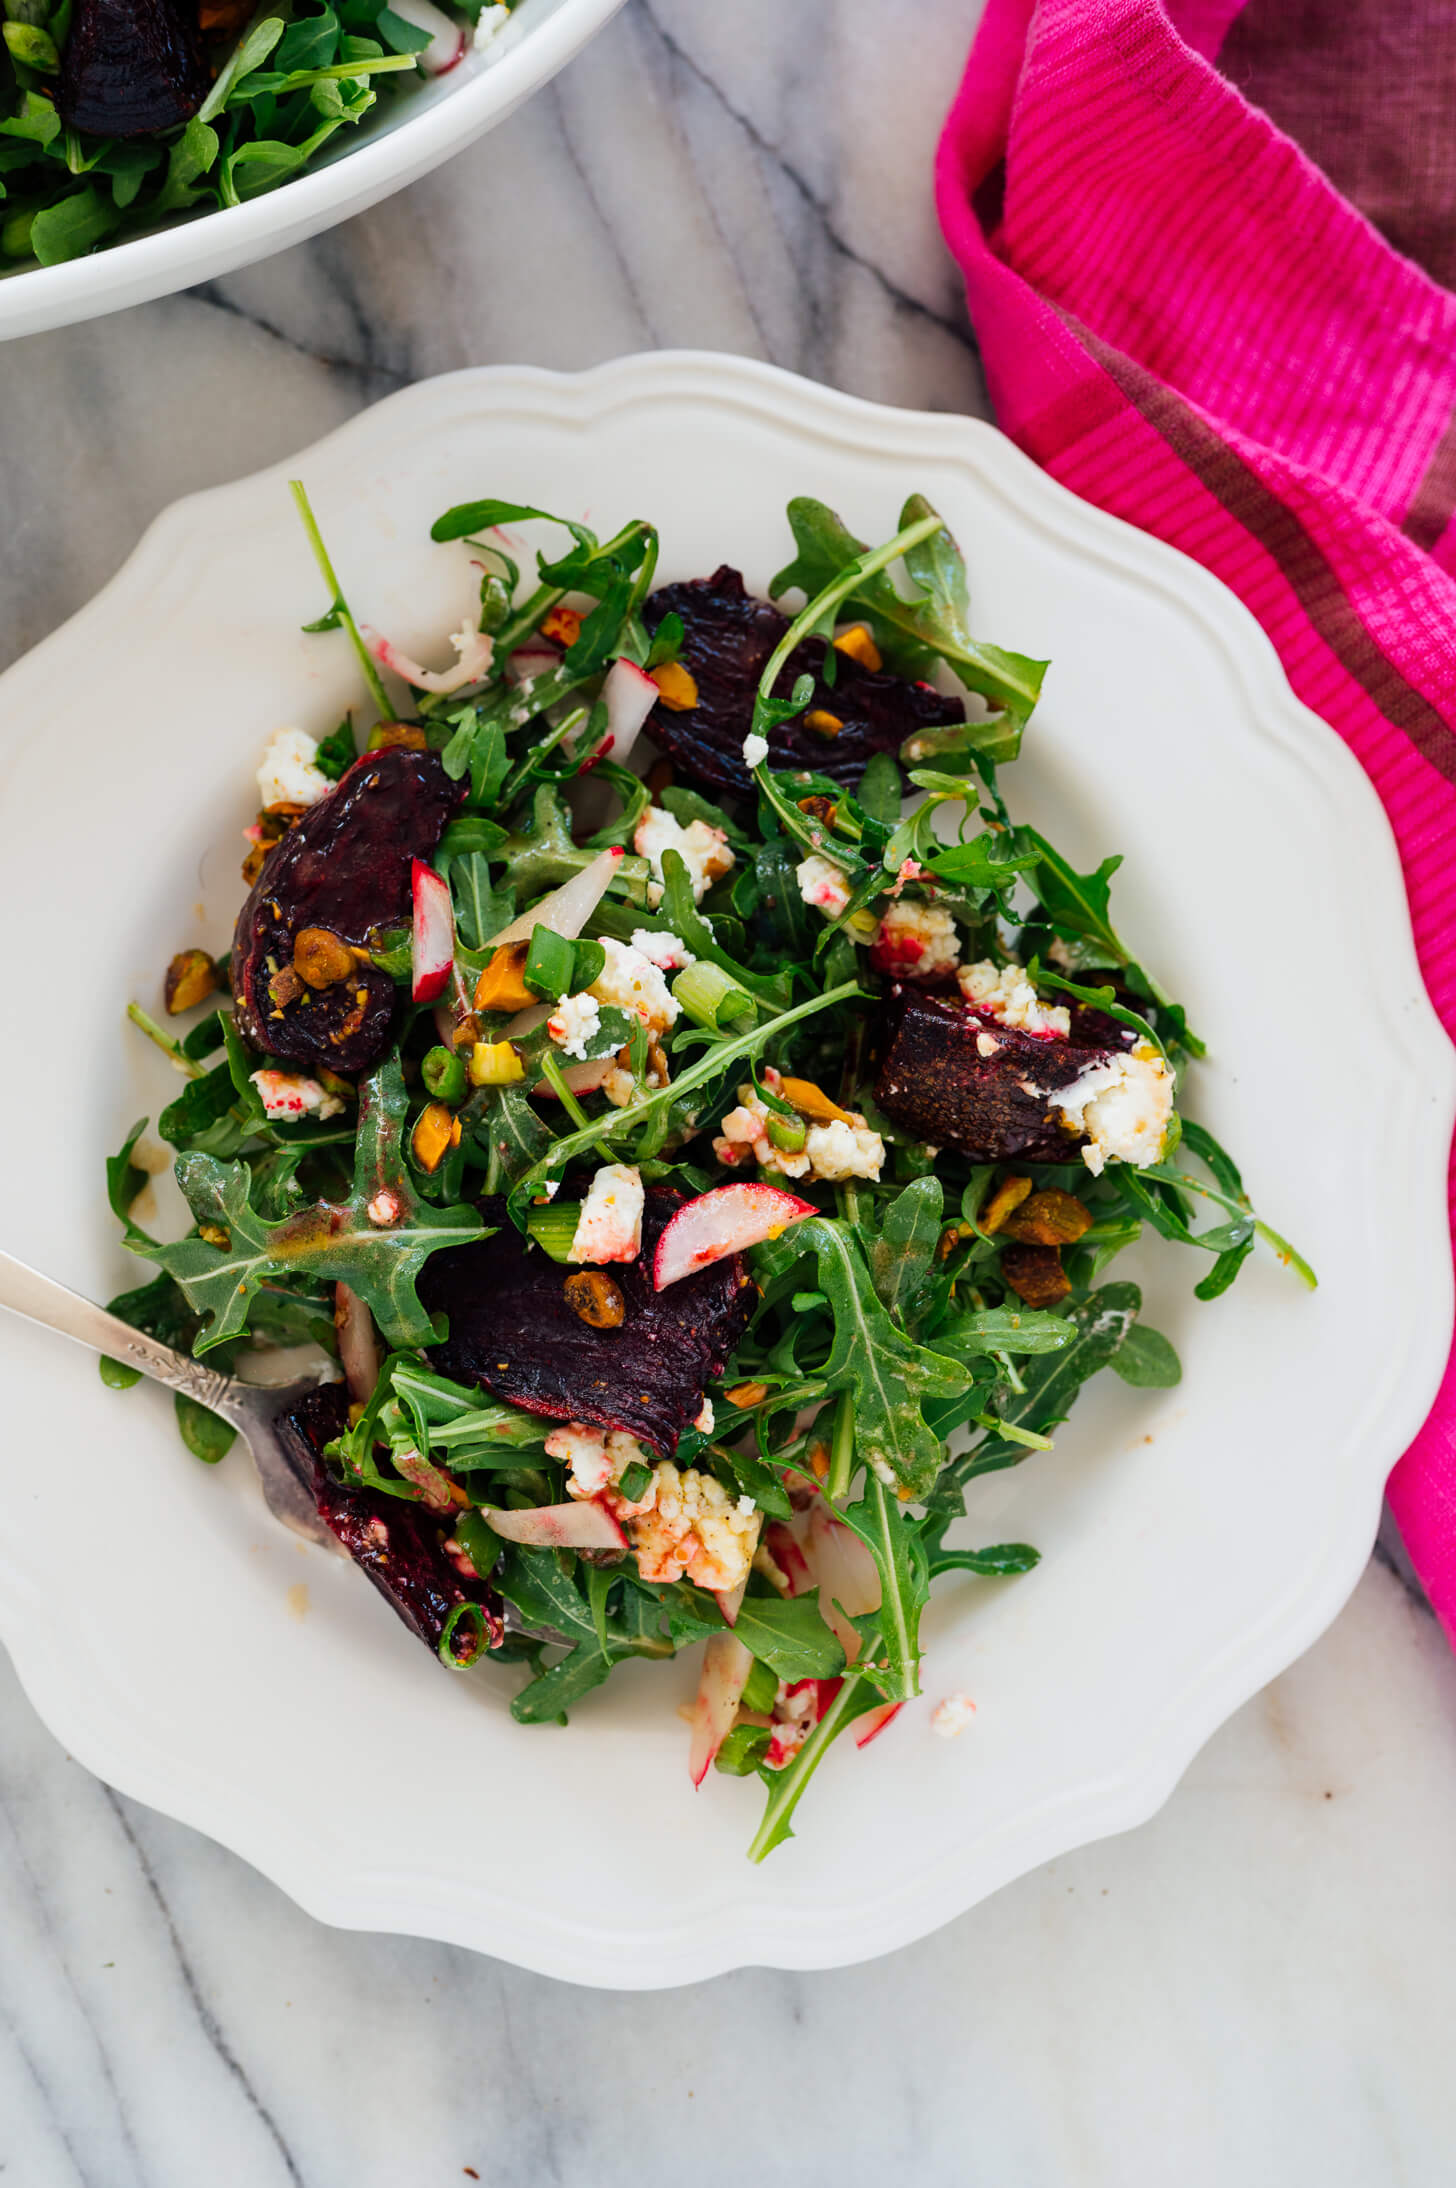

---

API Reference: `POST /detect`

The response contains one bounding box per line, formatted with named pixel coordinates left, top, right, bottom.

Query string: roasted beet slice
left=231, top=747, right=461, bottom=1076
left=876, top=988, right=1120, bottom=1163
left=642, top=566, right=965, bottom=795
left=58, top=0, right=209, bottom=136
left=273, top=1381, right=503, bottom=1662
left=420, top=1190, right=754, bottom=1456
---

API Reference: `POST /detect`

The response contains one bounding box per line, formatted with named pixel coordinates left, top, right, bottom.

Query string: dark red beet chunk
left=876, top=988, right=1121, bottom=1163
left=58, top=0, right=208, bottom=136
left=273, top=1382, right=503, bottom=1662
left=420, top=1191, right=754, bottom=1456
left=642, top=566, right=965, bottom=795
left=231, top=746, right=461, bottom=1076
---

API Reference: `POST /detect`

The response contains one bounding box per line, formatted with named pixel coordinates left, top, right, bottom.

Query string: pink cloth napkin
left=935, top=0, right=1456, bottom=1639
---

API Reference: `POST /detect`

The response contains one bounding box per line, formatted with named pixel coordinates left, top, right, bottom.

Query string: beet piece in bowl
left=641, top=566, right=965, bottom=796
left=875, top=987, right=1124, bottom=1165
left=419, top=1190, right=754, bottom=1456
left=231, top=746, right=461, bottom=1077
left=273, top=1381, right=503, bottom=1663
left=57, top=0, right=209, bottom=139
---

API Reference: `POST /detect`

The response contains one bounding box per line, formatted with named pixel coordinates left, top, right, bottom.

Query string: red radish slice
left=482, top=1499, right=627, bottom=1550
left=688, top=1631, right=754, bottom=1786
left=854, top=1700, right=903, bottom=1748
left=653, top=1182, right=816, bottom=1291
left=535, top=1053, right=617, bottom=1097
left=805, top=1501, right=881, bottom=1664
left=714, top=1578, right=747, bottom=1627
left=361, top=622, right=492, bottom=694
left=762, top=1520, right=813, bottom=1598
left=484, top=845, right=624, bottom=950
left=505, top=642, right=561, bottom=685
left=334, top=1282, right=379, bottom=1405
left=601, top=657, right=659, bottom=768
left=383, top=0, right=466, bottom=71
left=411, top=859, right=455, bottom=1002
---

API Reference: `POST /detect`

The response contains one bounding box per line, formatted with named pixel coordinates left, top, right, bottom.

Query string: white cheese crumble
left=872, top=899, right=961, bottom=978
left=256, top=727, right=330, bottom=813
left=931, top=1692, right=977, bottom=1739
left=250, top=1068, right=344, bottom=1121
left=629, top=928, right=695, bottom=973
left=546, top=990, right=602, bottom=1059
left=634, top=806, right=735, bottom=907
left=366, top=1188, right=403, bottom=1227
left=958, top=958, right=1071, bottom=1037
left=711, top=1077, right=884, bottom=1183
left=795, top=852, right=853, bottom=919
left=568, top=1163, right=644, bottom=1264
left=628, top=1461, right=761, bottom=1593
left=742, top=731, right=770, bottom=770
left=1054, top=1039, right=1173, bottom=1175
left=589, top=934, right=680, bottom=1035
left=695, top=1397, right=716, bottom=1435
left=549, top=1422, right=652, bottom=1501
left=473, top=1, right=509, bottom=45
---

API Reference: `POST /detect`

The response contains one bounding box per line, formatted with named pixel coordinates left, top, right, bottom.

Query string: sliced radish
left=383, top=0, right=466, bottom=71
left=714, top=1578, right=747, bottom=1628
left=505, top=641, right=561, bottom=686
left=854, top=1700, right=904, bottom=1749
left=805, top=1502, right=881, bottom=1665
left=482, top=1499, right=627, bottom=1550
left=360, top=621, right=493, bottom=695
left=484, top=845, right=625, bottom=949
left=601, top=657, right=659, bottom=769
left=688, top=1631, right=754, bottom=1786
left=762, top=1520, right=813, bottom=1598
left=333, top=1282, right=379, bottom=1405
left=411, top=859, right=455, bottom=1003
left=653, top=1182, right=816, bottom=1291
left=534, top=1053, right=617, bottom=1097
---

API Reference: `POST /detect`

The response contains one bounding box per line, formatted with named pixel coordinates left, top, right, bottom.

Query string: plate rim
left=1, top=350, right=1450, bottom=1986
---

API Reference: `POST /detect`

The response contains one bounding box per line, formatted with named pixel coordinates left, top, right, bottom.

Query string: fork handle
left=0, top=1250, right=241, bottom=1417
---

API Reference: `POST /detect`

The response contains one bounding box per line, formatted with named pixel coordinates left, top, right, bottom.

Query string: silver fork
left=0, top=1248, right=341, bottom=1551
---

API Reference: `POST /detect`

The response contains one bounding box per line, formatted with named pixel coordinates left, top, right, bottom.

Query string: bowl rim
left=0, top=0, right=627, bottom=342
left=1, top=351, right=1450, bottom=1985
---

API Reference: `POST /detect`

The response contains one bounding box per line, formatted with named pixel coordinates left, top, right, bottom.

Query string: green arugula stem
left=538, top=1050, right=590, bottom=1131
left=752, top=512, right=946, bottom=743
left=747, top=1632, right=880, bottom=1864
left=517, top=979, right=865, bottom=1206
left=1141, top=1164, right=1316, bottom=1289
left=826, top=1390, right=856, bottom=1502
left=490, top=581, right=565, bottom=659
left=127, top=1002, right=205, bottom=1078
left=290, top=480, right=394, bottom=722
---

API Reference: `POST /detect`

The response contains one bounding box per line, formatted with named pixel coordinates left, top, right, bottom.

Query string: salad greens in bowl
left=106, top=474, right=1311, bottom=1862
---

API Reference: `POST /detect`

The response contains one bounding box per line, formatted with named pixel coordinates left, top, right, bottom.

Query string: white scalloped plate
left=0, top=354, right=1449, bottom=1987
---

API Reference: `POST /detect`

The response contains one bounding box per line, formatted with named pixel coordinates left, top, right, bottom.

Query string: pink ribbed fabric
left=936, top=0, right=1456, bottom=1638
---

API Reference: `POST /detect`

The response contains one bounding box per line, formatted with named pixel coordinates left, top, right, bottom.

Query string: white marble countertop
left=3, top=3, right=1456, bottom=2180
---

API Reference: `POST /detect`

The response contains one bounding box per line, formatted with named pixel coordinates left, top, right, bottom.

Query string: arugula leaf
left=731, top=1593, right=846, bottom=1680
left=868, top=1175, right=942, bottom=1327
left=834, top=1475, right=929, bottom=1701
left=450, top=852, right=511, bottom=950
left=1110, top=1324, right=1182, bottom=1387
left=106, top=1117, right=157, bottom=1252
left=312, top=713, right=357, bottom=780
left=144, top=1057, right=487, bottom=1352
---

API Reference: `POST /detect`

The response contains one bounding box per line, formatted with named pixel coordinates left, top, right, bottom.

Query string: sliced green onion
left=422, top=1045, right=467, bottom=1102
left=766, top=1113, right=808, bottom=1154
left=672, top=959, right=756, bottom=1030
left=438, top=1600, right=489, bottom=1668
left=523, top=924, right=578, bottom=1001
left=616, top=1459, right=652, bottom=1502
left=525, top=1201, right=582, bottom=1262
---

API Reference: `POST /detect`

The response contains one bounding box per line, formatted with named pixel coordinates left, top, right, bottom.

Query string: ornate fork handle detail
left=0, top=1249, right=244, bottom=1420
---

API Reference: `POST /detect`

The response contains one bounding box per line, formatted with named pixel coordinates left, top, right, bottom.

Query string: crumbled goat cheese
left=871, top=899, right=962, bottom=978
left=589, top=935, right=680, bottom=1035
left=546, top=990, right=602, bottom=1059
left=1055, top=1039, right=1173, bottom=1175
left=626, top=1461, right=762, bottom=1593
left=629, top=928, right=695, bottom=973
left=366, top=1189, right=403, bottom=1227
left=250, top=1068, right=344, bottom=1121
left=736, top=1494, right=757, bottom=1517
left=711, top=1081, right=883, bottom=1183
left=695, top=1398, right=716, bottom=1435
left=473, top=1, right=508, bottom=45
left=795, top=852, right=854, bottom=918
left=742, top=731, right=770, bottom=770
left=568, top=1163, right=645, bottom=1264
left=931, top=1693, right=978, bottom=1739
left=549, top=1423, right=653, bottom=1502
left=256, top=727, right=330, bottom=812
left=603, top=1065, right=637, bottom=1108
left=634, top=806, right=735, bottom=906
left=958, top=958, right=1071, bottom=1037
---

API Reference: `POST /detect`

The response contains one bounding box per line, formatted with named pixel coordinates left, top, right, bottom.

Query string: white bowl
left=0, top=0, right=625, bottom=341
left=0, top=353, right=1449, bottom=1986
